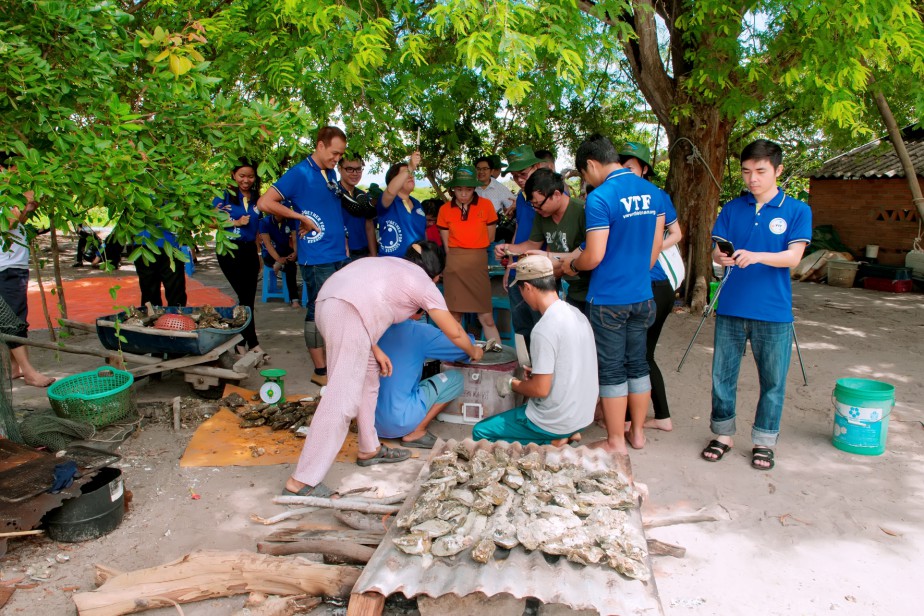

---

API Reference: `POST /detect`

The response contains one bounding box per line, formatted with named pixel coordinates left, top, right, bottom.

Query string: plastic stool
left=261, top=265, right=290, bottom=303
left=491, top=295, right=514, bottom=344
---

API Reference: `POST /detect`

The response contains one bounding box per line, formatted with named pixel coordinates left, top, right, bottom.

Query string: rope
left=667, top=137, right=723, bottom=192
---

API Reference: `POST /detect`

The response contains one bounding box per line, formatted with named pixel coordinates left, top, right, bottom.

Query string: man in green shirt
left=493, top=168, right=590, bottom=316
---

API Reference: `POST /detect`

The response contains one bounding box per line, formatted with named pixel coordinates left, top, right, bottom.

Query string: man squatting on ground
left=701, top=139, right=811, bottom=471
left=473, top=255, right=598, bottom=445
left=566, top=134, right=665, bottom=454
left=373, top=313, right=473, bottom=448
left=257, top=126, right=348, bottom=388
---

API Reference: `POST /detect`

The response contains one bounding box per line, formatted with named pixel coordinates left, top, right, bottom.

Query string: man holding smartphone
left=701, top=139, right=812, bottom=471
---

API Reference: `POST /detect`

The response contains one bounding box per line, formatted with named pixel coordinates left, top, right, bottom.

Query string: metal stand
left=676, top=267, right=809, bottom=386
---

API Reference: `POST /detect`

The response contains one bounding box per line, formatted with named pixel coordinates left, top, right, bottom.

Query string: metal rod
left=792, top=322, right=808, bottom=386
left=677, top=267, right=732, bottom=372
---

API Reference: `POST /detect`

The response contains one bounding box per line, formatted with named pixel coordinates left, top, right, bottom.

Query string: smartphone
left=716, top=240, right=735, bottom=257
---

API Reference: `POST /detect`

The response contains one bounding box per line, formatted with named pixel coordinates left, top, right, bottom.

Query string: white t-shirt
left=526, top=299, right=599, bottom=434
left=0, top=226, right=30, bottom=270
left=476, top=178, right=516, bottom=213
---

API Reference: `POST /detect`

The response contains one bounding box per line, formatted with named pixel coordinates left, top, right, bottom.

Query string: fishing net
left=19, top=410, right=96, bottom=452
left=0, top=295, right=26, bottom=442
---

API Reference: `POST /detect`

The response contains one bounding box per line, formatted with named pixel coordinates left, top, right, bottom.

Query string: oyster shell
left=411, top=519, right=455, bottom=538
left=393, top=532, right=431, bottom=555
left=502, top=465, right=524, bottom=489
left=431, top=533, right=473, bottom=557
left=449, top=488, right=475, bottom=507
left=477, top=483, right=510, bottom=506
left=471, top=536, right=496, bottom=563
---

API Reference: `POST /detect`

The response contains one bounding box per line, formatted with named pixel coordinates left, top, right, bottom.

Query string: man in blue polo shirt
left=338, top=155, right=377, bottom=259
left=701, top=139, right=811, bottom=471
left=376, top=151, right=426, bottom=257
left=374, top=314, right=470, bottom=447
left=257, top=126, right=348, bottom=387
left=566, top=134, right=664, bottom=455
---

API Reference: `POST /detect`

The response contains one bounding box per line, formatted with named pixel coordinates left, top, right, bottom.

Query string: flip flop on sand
left=751, top=447, right=775, bottom=471
left=281, top=482, right=334, bottom=498
left=401, top=432, right=437, bottom=449
left=356, top=445, right=410, bottom=466
left=701, top=439, right=732, bottom=462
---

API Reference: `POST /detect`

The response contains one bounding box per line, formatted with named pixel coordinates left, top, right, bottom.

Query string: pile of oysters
left=393, top=442, right=650, bottom=581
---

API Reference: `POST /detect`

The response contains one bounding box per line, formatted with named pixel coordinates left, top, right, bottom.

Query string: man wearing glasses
left=338, top=155, right=377, bottom=259
left=493, top=169, right=590, bottom=314
left=474, top=155, right=516, bottom=214
left=258, top=125, right=349, bottom=387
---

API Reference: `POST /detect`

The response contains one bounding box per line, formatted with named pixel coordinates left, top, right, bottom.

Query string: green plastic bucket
left=832, top=378, right=894, bottom=456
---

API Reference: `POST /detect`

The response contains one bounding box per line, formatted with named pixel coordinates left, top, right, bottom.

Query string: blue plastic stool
left=181, top=246, right=195, bottom=277
left=491, top=295, right=514, bottom=344
left=261, top=265, right=290, bottom=303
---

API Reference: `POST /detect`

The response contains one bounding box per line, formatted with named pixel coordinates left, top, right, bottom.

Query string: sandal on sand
left=751, top=447, right=775, bottom=471
left=401, top=432, right=437, bottom=449
left=282, top=482, right=334, bottom=498
left=357, top=445, right=410, bottom=466
left=701, top=439, right=732, bottom=462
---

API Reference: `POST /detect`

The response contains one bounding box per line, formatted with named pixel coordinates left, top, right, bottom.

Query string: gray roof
left=811, top=126, right=924, bottom=179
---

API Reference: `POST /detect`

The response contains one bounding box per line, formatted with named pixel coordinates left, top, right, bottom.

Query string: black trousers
left=263, top=254, right=299, bottom=303
left=0, top=268, right=30, bottom=346
left=647, top=280, right=676, bottom=419
left=218, top=242, right=260, bottom=349
left=136, top=251, right=187, bottom=308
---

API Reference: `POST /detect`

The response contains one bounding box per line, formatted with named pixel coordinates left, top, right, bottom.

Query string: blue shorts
left=419, top=370, right=464, bottom=410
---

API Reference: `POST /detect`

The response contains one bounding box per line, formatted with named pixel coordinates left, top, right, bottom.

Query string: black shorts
left=0, top=267, right=30, bottom=344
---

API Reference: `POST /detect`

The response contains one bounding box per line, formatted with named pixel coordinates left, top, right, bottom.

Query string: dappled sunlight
left=797, top=341, right=842, bottom=351
left=846, top=365, right=914, bottom=384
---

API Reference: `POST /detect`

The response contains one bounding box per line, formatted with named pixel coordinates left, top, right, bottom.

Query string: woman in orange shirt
left=437, top=166, right=501, bottom=344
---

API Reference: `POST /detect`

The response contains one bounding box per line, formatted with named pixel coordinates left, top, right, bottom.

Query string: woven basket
left=47, top=367, right=134, bottom=428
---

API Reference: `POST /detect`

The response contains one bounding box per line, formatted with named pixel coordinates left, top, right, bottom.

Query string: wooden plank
left=262, top=529, right=383, bottom=545
left=346, top=591, right=385, bottom=616
left=95, top=320, right=199, bottom=338
left=257, top=540, right=375, bottom=564
left=129, top=335, right=241, bottom=378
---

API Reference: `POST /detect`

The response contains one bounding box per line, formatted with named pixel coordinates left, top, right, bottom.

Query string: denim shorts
left=300, top=259, right=349, bottom=321
left=587, top=299, right=655, bottom=398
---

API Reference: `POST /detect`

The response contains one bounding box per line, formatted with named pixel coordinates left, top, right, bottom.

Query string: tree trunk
left=871, top=90, right=924, bottom=220
left=425, top=170, right=447, bottom=201
left=663, top=107, right=736, bottom=312
left=48, top=217, right=69, bottom=327
left=29, top=241, right=56, bottom=341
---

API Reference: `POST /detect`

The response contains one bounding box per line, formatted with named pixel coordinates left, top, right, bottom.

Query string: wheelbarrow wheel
left=188, top=380, right=228, bottom=400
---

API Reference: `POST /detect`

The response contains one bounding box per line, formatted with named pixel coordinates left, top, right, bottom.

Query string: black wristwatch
left=569, top=259, right=581, bottom=274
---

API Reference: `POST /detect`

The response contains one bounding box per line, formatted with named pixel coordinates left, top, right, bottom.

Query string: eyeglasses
left=342, top=166, right=364, bottom=173
left=475, top=166, right=491, bottom=172
left=529, top=194, right=549, bottom=210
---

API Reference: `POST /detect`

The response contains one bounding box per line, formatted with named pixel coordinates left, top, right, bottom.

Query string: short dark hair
left=517, top=275, right=557, bottom=293
left=385, top=162, right=409, bottom=185
left=339, top=153, right=364, bottom=165
left=524, top=168, right=565, bottom=198
left=575, top=134, right=619, bottom=172
left=404, top=241, right=445, bottom=279
left=317, top=126, right=347, bottom=147
left=421, top=198, right=442, bottom=217
left=534, top=149, right=555, bottom=163
left=474, top=156, right=492, bottom=168
left=740, top=139, right=783, bottom=168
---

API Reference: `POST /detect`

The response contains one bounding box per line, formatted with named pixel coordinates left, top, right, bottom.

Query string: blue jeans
left=588, top=299, right=655, bottom=398
left=300, top=260, right=349, bottom=321
left=711, top=315, right=793, bottom=446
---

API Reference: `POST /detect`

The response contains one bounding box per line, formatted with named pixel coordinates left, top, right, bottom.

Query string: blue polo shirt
left=650, top=191, right=679, bottom=282
left=585, top=169, right=666, bottom=305
left=259, top=216, right=296, bottom=259
left=137, top=227, right=180, bottom=250
left=375, top=194, right=426, bottom=257
left=712, top=190, right=812, bottom=323
left=374, top=320, right=471, bottom=438
left=513, top=191, right=536, bottom=244
left=341, top=184, right=370, bottom=252
left=271, top=157, right=347, bottom=266
left=213, top=189, right=261, bottom=242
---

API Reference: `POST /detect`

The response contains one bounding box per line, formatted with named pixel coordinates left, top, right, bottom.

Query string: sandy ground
left=1, top=240, right=922, bottom=615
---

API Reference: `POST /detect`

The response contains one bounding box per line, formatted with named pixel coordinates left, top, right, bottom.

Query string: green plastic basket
left=47, top=367, right=134, bottom=428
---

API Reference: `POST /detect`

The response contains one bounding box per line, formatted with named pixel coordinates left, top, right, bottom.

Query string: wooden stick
left=72, top=550, right=359, bottom=616
left=272, top=496, right=399, bottom=515
left=0, top=530, right=44, bottom=538
left=346, top=591, right=386, bottom=616
left=643, top=512, right=721, bottom=529
left=263, top=529, right=382, bottom=545
left=30, top=240, right=56, bottom=341
left=334, top=510, right=392, bottom=533
left=257, top=540, right=374, bottom=564
left=172, top=396, right=181, bottom=431
left=251, top=508, right=318, bottom=526
left=647, top=538, right=686, bottom=558
left=0, top=333, right=119, bottom=361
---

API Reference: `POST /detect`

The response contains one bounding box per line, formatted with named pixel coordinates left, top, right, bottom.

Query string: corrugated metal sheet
left=811, top=127, right=924, bottom=179
left=353, top=439, right=663, bottom=616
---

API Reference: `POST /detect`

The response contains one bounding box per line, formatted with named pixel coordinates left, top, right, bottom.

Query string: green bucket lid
left=261, top=368, right=287, bottom=379
left=835, top=378, right=895, bottom=401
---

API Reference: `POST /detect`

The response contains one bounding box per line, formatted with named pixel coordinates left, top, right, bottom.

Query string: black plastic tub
left=43, top=467, right=125, bottom=542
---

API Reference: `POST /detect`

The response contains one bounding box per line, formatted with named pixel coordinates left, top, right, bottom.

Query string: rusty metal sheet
left=354, top=439, right=663, bottom=616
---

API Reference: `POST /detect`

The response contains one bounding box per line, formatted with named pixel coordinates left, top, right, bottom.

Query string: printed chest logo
left=300, top=211, right=325, bottom=243
left=414, top=208, right=425, bottom=217
left=380, top=220, right=403, bottom=253
left=769, top=218, right=787, bottom=235
left=620, top=194, right=655, bottom=218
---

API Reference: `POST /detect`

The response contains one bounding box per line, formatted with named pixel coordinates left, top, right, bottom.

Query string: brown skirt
left=444, top=247, right=491, bottom=313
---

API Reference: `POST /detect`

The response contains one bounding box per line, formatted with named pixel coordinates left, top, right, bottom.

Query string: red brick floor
left=27, top=275, right=235, bottom=328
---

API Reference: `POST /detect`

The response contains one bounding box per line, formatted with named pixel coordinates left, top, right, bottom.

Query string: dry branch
left=262, top=529, right=383, bottom=545
left=257, top=540, right=375, bottom=564
left=272, top=496, right=399, bottom=515
left=71, top=550, right=359, bottom=616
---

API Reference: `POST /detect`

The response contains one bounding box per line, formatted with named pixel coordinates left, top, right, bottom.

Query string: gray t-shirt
left=526, top=300, right=599, bottom=435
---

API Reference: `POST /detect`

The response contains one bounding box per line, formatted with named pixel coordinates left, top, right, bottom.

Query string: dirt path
left=2, top=237, right=922, bottom=615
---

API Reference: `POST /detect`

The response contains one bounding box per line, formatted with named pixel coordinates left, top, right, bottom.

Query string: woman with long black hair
left=213, top=159, right=264, bottom=357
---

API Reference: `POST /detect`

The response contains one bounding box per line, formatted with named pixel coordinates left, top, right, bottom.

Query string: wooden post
left=172, top=396, right=181, bottom=431
left=346, top=591, right=386, bottom=616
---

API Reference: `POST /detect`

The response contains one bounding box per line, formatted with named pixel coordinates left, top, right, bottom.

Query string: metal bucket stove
left=438, top=344, right=523, bottom=425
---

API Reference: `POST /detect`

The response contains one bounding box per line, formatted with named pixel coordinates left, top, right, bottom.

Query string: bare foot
left=568, top=432, right=582, bottom=443
left=550, top=437, right=569, bottom=447
left=588, top=438, right=628, bottom=455
left=23, top=373, right=55, bottom=388
left=10, top=369, right=23, bottom=380
left=643, top=417, right=673, bottom=432
left=626, top=429, right=646, bottom=450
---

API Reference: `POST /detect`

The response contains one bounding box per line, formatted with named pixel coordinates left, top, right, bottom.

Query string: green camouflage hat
left=487, top=154, right=503, bottom=170
left=618, top=141, right=654, bottom=170
left=447, top=165, right=482, bottom=188
left=502, top=145, right=543, bottom=175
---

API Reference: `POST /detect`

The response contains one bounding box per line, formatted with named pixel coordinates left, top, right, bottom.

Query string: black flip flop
left=751, top=447, right=775, bottom=471
left=701, top=439, right=732, bottom=462
left=401, top=432, right=437, bottom=449
left=356, top=445, right=410, bottom=466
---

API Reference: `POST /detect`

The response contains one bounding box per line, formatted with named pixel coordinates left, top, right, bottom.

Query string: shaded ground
left=2, top=235, right=922, bottom=615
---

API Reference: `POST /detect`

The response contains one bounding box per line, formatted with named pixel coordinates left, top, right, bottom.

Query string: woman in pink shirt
left=283, top=241, right=484, bottom=497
